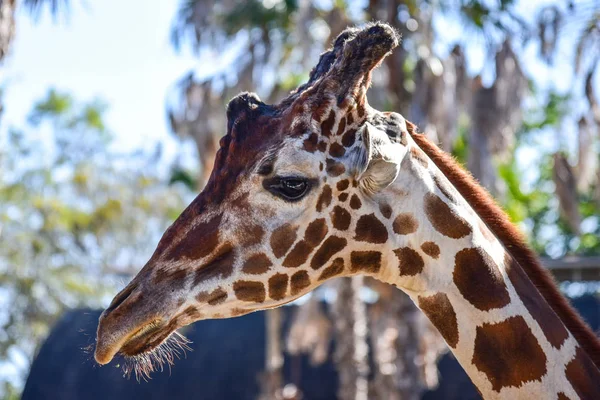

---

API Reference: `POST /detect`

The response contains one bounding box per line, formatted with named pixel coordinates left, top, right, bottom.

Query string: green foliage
left=171, top=0, right=299, bottom=51
left=28, top=89, right=73, bottom=120
left=451, top=119, right=470, bottom=166
left=461, top=1, right=491, bottom=28
left=0, top=90, right=188, bottom=395
left=220, top=0, right=298, bottom=35
left=495, top=92, right=600, bottom=257
left=279, top=72, right=309, bottom=92
left=521, top=91, right=570, bottom=132
left=169, top=167, right=198, bottom=191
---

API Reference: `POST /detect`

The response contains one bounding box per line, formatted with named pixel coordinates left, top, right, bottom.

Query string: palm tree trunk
left=0, top=0, right=17, bottom=62
left=332, top=276, right=369, bottom=400
left=258, top=308, right=284, bottom=400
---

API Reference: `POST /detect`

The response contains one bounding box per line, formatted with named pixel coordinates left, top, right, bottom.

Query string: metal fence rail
left=542, top=257, right=600, bottom=282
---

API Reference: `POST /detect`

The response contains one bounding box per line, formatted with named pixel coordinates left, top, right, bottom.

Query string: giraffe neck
left=370, top=136, right=600, bottom=399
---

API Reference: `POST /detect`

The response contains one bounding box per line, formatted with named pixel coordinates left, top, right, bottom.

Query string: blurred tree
left=0, top=89, right=188, bottom=397
left=0, top=0, right=71, bottom=129
left=0, top=0, right=70, bottom=62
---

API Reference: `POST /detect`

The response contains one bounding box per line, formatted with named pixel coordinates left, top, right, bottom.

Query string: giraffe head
left=94, top=23, right=412, bottom=369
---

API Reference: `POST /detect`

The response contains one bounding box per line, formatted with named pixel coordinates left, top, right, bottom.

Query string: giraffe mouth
left=95, top=318, right=177, bottom=365
left=118, top=319, right=174, bottom=357
left=95, top=316, right=193, bottom=380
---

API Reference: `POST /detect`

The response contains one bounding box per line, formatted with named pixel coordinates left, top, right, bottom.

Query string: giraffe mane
left=408, top=123, right=600, bottom=370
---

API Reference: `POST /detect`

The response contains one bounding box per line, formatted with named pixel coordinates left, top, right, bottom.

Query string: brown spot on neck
left=331, top=205, right=351, bottom=231
left=283, top=240, right=313, bottom=268
left=196, top=288, right=228, bottom=306
left=337, top=179, right=350, bottom=191
left=305, top=218, right=328, bottom=247
left=166, top=214, right=222, bottom=261
left=330, top=142, right=346, bottom=157
left=453, top=247, right=510, bottom=311
left=350, top=251, right=381, bottom=274
left=335, top=116, right=346, bottom=137
left=233, top=280, right=266, bottom=303
left=393, top=213, right=418, bottom=235
left=193, top=243, right=235, bottom=286
left=394, top=247, right=424, bottom=276
left=424, top=193, right=472, bottom=239
left=316, top=185, right=333, bottom=212
left=349, top=194, right=362, bottom=210
left=346, top=112, right=354, bottom=126
left=418, top=293, right=458, bottom=348
left=318, top=258, right=345, bottom=280
left=242, top=253, right=273, bottom=275
left=399, top=130, right=408, bottom=146
left=472, top=316, right=547, bottom=392
left=303, top=133, right=318, bottom=153
left=379, top=203, right=392, bottom=219
left=357, top=104, right=365, bottom=118
left=310, top=236, right=347, bottom=270
left=326, top=159, right=346, bottom=177
left=565, top=347, right=600, bottom=399
left=290, top=270, right=311, bottom=295
left=321, top=110, right=336, bottom=137
left=270, top=224, right=298, bottom=259
left=355, top=213, right=388, bottom=244
left=268, top=273, right=288, bottom=300
left=342, top=128, right=357, bottom=147
left=421, top=242, right=440, bottom=259
left=505, top=253, right=569, bottom=349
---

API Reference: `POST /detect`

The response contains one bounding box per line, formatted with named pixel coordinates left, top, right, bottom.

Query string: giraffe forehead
left=269, top=137, right=323, bottom=175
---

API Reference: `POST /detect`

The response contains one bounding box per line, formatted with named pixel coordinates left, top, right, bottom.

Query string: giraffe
left=94, top=23, right=600, bottom=399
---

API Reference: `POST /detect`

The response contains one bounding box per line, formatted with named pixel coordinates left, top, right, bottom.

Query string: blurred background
left=1, top=0, right=600, bottom=399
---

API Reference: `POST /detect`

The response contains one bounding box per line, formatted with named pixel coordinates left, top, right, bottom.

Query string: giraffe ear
left=353, top=123, right=402, bottom=194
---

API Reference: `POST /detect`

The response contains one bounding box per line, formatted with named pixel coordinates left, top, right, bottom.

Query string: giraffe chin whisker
left=121, top=330, right=192, bottom=382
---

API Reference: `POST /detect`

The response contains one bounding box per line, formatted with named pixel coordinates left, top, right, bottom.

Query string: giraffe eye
left=264, top=177, right=311, bottom=201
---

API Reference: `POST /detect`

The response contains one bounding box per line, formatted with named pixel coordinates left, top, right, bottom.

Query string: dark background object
left=22, top=294, right=600, bottom=400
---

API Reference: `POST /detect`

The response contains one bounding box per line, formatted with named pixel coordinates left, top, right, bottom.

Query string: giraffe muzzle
left=94, top=280, right=177, bottom=365
left=94, top=316, right=173, bottom=365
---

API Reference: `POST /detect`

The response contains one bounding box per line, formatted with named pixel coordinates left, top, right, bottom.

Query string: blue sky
left=2, top=0, right=594, bottom=161
left=2, top=0, right=197, bottom=153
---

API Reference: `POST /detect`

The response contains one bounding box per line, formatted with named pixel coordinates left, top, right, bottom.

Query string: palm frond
left=22, top=0, right=70, bottom=20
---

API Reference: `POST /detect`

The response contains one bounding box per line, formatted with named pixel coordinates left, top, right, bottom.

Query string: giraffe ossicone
left=94, top=22, right=600, bottom=398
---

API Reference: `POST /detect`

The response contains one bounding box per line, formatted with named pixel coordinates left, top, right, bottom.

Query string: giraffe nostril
left=104, top=284, right=136, bottom=315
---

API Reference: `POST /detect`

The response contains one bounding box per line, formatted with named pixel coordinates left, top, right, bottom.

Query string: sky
left=1, top=0, right=198, bottom=155
left=2, top=0, right=595, bottom=162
